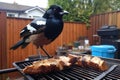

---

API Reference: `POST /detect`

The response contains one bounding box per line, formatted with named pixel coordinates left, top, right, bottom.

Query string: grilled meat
left=23, top=54, right=109, bottom=74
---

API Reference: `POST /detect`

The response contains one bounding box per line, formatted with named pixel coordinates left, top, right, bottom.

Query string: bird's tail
left=10, top=39, right=29, bottom=50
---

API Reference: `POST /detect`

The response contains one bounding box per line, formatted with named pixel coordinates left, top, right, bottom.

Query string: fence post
left=0, top=11, right=7, bottom=80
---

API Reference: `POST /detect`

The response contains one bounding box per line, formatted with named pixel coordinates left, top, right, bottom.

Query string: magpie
left=10, top=5, right=69, bottom=58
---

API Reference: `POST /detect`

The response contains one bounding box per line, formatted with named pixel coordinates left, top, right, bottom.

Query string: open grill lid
left=13, top=57, right=120, bottom=80
left=97, top=25, right=120, bottom=37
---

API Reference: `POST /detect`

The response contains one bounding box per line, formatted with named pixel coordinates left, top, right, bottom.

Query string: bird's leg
left=37, top=46, right=42, bottom=59
left=40, top=46, right=52, bottom=58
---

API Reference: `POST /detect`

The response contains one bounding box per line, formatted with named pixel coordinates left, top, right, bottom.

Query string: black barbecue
left=12, top=55, right=120, bottom=80
left=97, top=25, right=120, bottom=59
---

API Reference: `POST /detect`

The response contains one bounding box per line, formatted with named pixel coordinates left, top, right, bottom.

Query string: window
left=7, top=13, right=15, bottom=17
left=33, top=16, right=40, bottom=18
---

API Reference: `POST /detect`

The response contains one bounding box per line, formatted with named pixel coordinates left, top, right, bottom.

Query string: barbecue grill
left=13, top=56, right=120, bottom=80
left=97, top=25, right=120, bottom=59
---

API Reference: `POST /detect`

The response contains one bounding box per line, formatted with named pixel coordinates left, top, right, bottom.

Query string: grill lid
left=97, top=25, right=120, bottom=37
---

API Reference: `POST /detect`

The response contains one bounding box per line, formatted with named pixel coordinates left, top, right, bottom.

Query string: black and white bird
left=10, top=5, right=69, bottom=58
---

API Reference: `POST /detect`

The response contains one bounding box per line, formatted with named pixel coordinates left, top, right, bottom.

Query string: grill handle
left=0, top=68, right=18, bottom=74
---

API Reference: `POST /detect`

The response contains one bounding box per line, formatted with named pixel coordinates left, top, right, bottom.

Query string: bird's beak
left=60, top=10, right=69, bottom=15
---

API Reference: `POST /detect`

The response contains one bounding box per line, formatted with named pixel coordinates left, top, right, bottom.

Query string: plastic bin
left=91, top=45, right=116, bottom=58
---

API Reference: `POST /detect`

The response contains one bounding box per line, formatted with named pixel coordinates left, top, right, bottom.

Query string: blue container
left=91, top=45, right=116, bottom=58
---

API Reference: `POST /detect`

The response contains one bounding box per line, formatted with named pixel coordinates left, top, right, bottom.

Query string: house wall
left=19, top=9, right=44, bottom=18
left=27, top=9, right=44, bottom=18
left=6, top=9, right=44, bottom=19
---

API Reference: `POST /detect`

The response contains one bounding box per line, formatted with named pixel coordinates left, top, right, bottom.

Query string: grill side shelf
left=94, top=65, right=118, bottom=80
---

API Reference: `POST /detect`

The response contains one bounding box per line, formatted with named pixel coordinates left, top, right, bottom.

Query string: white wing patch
left=20, top=30, right=25, bottom=33
left=27, top=24, right=36, bottom=33
left=36, top=21, right=46, bottom=25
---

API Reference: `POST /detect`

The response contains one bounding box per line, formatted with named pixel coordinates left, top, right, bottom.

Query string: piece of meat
left=90, top=56, right=108, bottom=71
left=23, top=56, right=73, bottom=74
left=76, top=55, right=108, bottom=71
left=82, top=55, right=92, bottom=67
left=23, top=54, right=109, bottom=74
left=67, top=54, right=79, bottom=65
left=75, top=56, right=84, bottom=67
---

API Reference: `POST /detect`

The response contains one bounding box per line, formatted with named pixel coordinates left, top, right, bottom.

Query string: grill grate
left=28, top=66, right=103, bottom=80
left=103, top=66, right=120, bottom=79
left=13, top=58, right=120, bottom=80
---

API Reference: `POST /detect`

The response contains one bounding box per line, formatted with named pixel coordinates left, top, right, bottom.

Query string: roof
left=0, top=2, right=46, bottom=12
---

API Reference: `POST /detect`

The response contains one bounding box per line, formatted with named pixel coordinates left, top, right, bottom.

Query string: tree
left=109, top=0, right=120, bottom=11
left=48, top=0, right=93, bottom=27
left=48, top=0, right=120, bottom=27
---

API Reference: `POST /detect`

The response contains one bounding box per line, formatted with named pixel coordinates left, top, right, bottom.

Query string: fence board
left=0, top=11, right=7, bottom=80
left=5, top=18, right=87, bottom=69
left=117, top=12, right=120, bottom=27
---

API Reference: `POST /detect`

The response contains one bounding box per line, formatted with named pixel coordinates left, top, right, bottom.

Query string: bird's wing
left=20, top=18, right=46, bottom=38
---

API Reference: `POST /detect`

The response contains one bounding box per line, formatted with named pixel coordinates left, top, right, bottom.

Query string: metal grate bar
left=66, top=71, right=86, bottom=79
left=45, top=75, right=54, bottom=80
left=58, top=71, right=79, bottom=80
left=54, top=72, right=71, bottom=80
left=50, top=74, right=63, bottom=80
left=72, top=69, right=94, bottom=79
left=69, top=69, right=92, bottom=80
left=32, top=75, right=48, bottom=80
left=94, top=65, right=117, bottom=80
left=73, top=66, right=102, bottom=74
left=72, top=66, right=101, bottom=79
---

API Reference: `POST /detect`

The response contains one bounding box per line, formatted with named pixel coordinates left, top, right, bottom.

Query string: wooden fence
left=89, top=11, right=120, bottom=44
left=0, top=12, right=87, bottom=79
left=0, top=12, right=7, bottom=80
left=1, top=10, right=120, bottom=79
left=6, top=18, right=87, bottom=67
